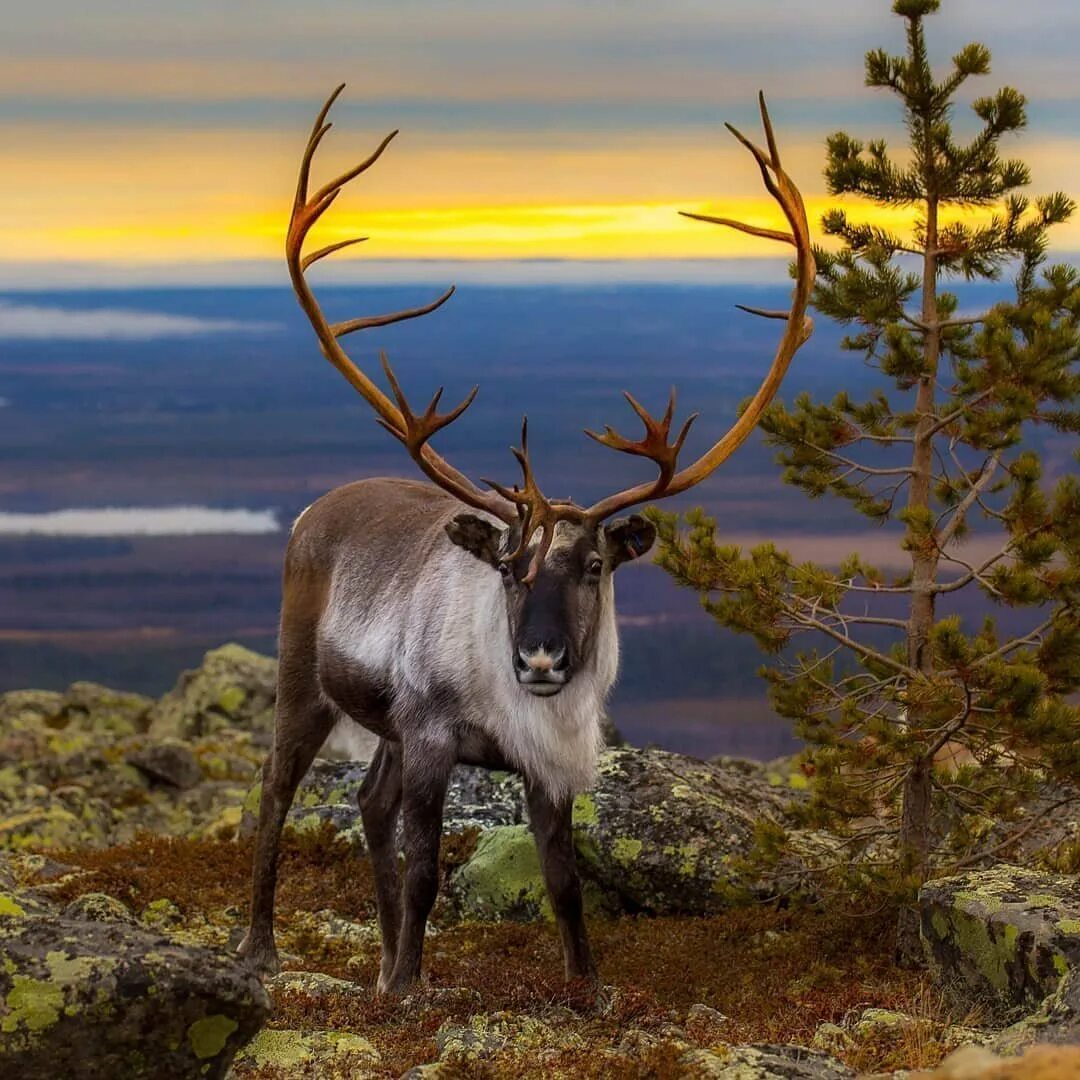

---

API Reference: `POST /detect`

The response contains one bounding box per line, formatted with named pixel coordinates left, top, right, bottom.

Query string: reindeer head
left=286, top=85, right=815, bottom=697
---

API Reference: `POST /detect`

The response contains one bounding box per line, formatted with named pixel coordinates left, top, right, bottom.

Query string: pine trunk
left=896, top=194, right=940, bottom=966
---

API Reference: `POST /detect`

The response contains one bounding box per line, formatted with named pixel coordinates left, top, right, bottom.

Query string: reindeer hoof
left=236, top=931, right=281, bottom=978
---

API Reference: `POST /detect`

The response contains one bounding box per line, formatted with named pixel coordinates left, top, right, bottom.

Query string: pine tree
left=651, top=0, right=1080, bottom=963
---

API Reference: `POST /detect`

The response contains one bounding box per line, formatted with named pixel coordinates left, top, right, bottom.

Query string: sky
left=2, top=0, right=1078, bottom=285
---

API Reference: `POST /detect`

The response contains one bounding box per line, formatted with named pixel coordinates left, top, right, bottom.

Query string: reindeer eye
left=498, top=561, right=514, bottom=581
left=586, top=557, right=603, bottom=578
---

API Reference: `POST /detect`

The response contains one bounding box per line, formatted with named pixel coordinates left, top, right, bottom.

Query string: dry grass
left=46, top=829, right=967, bottom=1077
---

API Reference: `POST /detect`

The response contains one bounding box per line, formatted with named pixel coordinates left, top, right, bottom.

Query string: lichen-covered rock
left=435, top=1011, right=580, bottom=1064
left=920, top=866, right=1080, bottom=1014
left=265, top=970, right=367, bottom=1000
left=126, top=739, right=203, bottom=790
left=0, top=684, right=152, bottom=737
left=230, top=1028, right=380, bottom=1079
left=911, top=1042, right=1080, bottom=1079
left=680, top=1043, right=853, bottom=1078
left=0, top=690, right=65, bottom=731
left=0, top=913, right=268, bottom=1079
left=0, top=694, right=262, bottom=851
left=56, top=682, right=154, bottom=736
left=238, top=759, right=527, bottom=845
left=62, top=893, right=136, bottom=925
left=450, top=825, right=551, bottom=922
left=148, top=644, right=277, bottom=740
left=570, top=748, right=795, bottom=914
left=993, top=968, right=1079, bottom=1053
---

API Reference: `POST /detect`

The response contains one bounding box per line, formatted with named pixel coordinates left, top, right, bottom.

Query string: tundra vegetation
left=652, top=0, right=1080, bottom=963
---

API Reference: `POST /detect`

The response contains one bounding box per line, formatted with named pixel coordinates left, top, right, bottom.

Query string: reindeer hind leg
left=238, top=690, right=335, bottom=975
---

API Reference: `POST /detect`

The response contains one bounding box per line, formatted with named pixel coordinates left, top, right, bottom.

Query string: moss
left=611, top=837, right=643, bottom=868
left=217, top=686, right=248, bottom=716
left=949, top=909, right=1013, bottom=991
left=0, top=894, right=26, bottom=917
left=2, top=976, right=64, bottom=1033
left=187, top=1012, right=239, bottom=1059
left=1055, top=919, right=1080, bottom=935
left=452, top=825, right=551, bottom=921
left=571, top=794, right=598, bottom=827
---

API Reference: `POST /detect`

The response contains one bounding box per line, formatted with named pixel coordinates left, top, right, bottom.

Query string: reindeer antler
left=581, top=93, right=815, bottom=522
left=287, top=86, right=813, bottom=586
left=286, top=84, right=517, bottom=525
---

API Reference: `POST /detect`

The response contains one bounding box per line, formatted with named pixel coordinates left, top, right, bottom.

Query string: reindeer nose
left=517, top=644, right=567, bottom=673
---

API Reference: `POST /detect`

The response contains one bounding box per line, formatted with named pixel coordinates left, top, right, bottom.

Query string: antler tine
left=583, top=93, right=815, bottom=523
left=584, top=389, right=699, bottom=496
left=330, top=286, right=456, bottom=339
left=301, top=236, right=368, bottom=272
left=286, top=85, right=517, bottom=525
left=478, top=417, right=587, bottom=586
left=294, top=83, right=345, bottom=212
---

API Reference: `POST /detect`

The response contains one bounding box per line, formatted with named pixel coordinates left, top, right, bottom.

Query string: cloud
left=0, top=301, right=277, bottom=340
left=0, top=507, right=281, bottom=536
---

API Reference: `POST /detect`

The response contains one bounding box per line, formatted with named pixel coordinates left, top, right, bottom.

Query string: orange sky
left=2, top=1, right=1078, bottom=274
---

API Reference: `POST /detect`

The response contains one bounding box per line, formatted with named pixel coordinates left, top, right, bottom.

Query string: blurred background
left=2, top=1, right=1077, bottom=757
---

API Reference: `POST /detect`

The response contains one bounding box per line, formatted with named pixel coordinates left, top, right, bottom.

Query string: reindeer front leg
left=526, top=781, right=597, bottom=982
left=380, top=734, right=455, bottom=995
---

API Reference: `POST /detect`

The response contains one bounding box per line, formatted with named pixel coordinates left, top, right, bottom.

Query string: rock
left=0, top=913, right=268, bottom=1079
left=126, top=739, right=203, bottom=790
left=0, top=690, right=64, bottom=730
left=681, top=1043, right=853, bottom=1078
left=265, top=970, right=367, bottom=1000
left=450, top=825, right=551, bottom=922
left=435, top=1012, right=578, bottom=1064
left=910, top=1042, right=1080, bottom=1079
left=231, top=1029, right=380, bottom=1078
left=993, top=968, right=1079, bottom=1053
left=0, top=684, right=152, bottom=737
left=810, top=1022, right=852, bottom=1056
left=57, top=682, right=154, bottom=736
left=920, top=865, right=1080, bottom=1014
left=148, top=644, right=277, bottom=740
left=685, top=1002, right=730, bottom=1042
left=62, top=893, right=136, bottom=925
left=238, top=759, right=527, bottom=845
left=571, top=748, right=795, bottom=914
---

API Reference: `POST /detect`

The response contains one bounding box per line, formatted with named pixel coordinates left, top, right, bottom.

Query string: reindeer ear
left=446, top=514, right=504, bottom=568
left=603, top=514, right=656, bottom=568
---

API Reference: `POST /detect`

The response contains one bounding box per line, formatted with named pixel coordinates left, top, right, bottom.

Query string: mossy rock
left=58, top=682, right=154, bottom=736
left=62, top=893, right=135, bottom=925
left=450, top=825, right=552, bottom=922
left=0, top=913, right=268, bottom=1078
left=0, top=691, right=64, bottom=732
left=238, top=759, right=527, bottom=845
left=435, top=1011, right=577, bottom=1064
left=920, top=865, right=1080, bottom=1015
left=148, top=644, right=277, bottom=740
left=993, top=967, right=1079, bottom=1053
left=231, top=1028, right=380, bottom=1079
left=680, top=1043, right=853, bottom=1078
left=570, top=748, right=795, bottom=914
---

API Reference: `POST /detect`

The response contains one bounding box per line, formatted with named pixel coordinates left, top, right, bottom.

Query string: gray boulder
left=920, top=865, right=1080, bottom=1015
left=682, top=1044, right=853, bottom=1078
left=238, top=759, right=527, bottom=845
left=571, top=748, right=796, bottom=914
left=0, top=913, right=268, bottom=1079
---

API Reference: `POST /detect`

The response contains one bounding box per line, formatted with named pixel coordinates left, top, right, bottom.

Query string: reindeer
left=238, top=85, right=814, bottom=994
